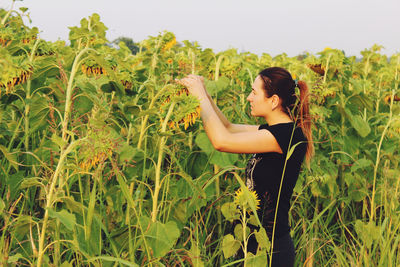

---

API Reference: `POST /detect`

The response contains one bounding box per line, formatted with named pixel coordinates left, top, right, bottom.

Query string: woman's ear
left=271, top=94, right=280, bottom=110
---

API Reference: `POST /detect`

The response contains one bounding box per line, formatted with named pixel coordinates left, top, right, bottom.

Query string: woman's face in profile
left=247, top=75, right=271, bottom=117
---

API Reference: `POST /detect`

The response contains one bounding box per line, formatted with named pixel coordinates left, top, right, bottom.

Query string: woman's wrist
left=197, top=91, right=208, bottom=102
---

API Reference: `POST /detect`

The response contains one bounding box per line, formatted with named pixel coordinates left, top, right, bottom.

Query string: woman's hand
left=175, top=74, right=207, bottom=100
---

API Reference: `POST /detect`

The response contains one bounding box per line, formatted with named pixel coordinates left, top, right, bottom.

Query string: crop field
left=0, top=6, right=399, bottom=267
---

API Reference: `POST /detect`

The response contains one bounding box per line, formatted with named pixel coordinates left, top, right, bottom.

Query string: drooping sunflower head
left=77, top=107, right=121, bottom=174
left=159, top=84, right=201, bottom=131
left=234, top=187, right=260, bottom=212
left=0, top=52, right=33, bottom=96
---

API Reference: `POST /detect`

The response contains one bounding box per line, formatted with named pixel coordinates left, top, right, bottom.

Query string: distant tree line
left=109, top=37, right=140, bottom=55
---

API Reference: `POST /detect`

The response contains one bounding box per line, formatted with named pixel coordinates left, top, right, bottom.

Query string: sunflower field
left=0, top=5, right=399, bottom=267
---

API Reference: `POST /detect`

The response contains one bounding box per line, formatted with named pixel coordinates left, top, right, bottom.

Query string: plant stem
left=370, top=89, right=394, bottom=220
left=151, top=101, right=175, bottom=222
left=137, top=84, right=169, bottom=149
left=215, top=55, right=224, bottom=81
left=61, top=48, right=90, bottom=141
left=242, top=207, right=247, bottom=267
left=214, top=164, right=223, bottom=265
left=0, top=0, right=15, bottom=25
left=370, top=56, right=398, bottom=220
left=323, top=54, right=331, bottom=84
left=36, top=140, right=82, bottom=267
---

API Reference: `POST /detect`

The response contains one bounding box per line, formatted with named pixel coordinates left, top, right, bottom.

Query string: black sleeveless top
left=245, top=122, right=307, bottom=240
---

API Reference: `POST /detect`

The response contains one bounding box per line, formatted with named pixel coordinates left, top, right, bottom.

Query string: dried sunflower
left=159, top=84, right=201, bottom=130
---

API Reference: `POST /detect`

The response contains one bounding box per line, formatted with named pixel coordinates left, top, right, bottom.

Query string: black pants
left=238, top=232, right=295, bottom=267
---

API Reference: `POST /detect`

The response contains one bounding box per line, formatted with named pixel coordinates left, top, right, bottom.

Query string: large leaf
left=48, top=208, right=76, bottom=231
left=222, top=234, right=241, bottom=258
left=254, top=227, right=270, bottom=250
left=5, top=171, right=24, bottom=201
left=205, top=77, right=230, bottom=95
left=354, top=220, right=380, bottom=249
left=195, top=132, right=238, bottom=167
left=345, top=109, right=371, bottom=137
left=194, top=132, right=214, bottom=154
left=351, top=158, right=373, bottom=173
left=0, top=145, right=18, bottom=170
left=188, top=243, right=204, bottom=267
left=87, top=256, right=138, bottom=267
left=117, top=144, right=143, bottom=164
left=29, top=95, right=49, bottom=132
left=234, top=223, right=250, bottom=242
left=0, top=199, right=5, bottom=214
left=220, top=202, right=239, bottom=222
left=245, top=251, right=268, bottom=267
left=142, top=219, right=181, bottom=258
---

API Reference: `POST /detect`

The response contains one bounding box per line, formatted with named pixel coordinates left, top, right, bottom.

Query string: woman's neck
left=264, top=111, right=293, bottom=126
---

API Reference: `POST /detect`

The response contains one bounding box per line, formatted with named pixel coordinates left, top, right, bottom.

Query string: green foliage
left=222, top=234, right=240, bottom=258
left=47, top=209, right=76, bottom=231
left=195, top=132, right=239, bottom=167
left=0, top=4, right=399, bottom=267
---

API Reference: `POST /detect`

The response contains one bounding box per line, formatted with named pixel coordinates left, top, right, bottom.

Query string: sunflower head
left=159, top=84, right=201, bottom=131
left=234, top=187, right=260, bottom=212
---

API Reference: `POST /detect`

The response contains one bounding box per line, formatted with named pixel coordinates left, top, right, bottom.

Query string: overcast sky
left=1, top=0, right=399, bottom=57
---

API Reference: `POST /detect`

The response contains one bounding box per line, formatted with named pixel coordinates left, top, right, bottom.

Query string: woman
left=176, top=67, right=313, bottom=267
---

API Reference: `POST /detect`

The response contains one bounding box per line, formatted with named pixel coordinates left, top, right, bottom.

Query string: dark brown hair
left=258, top=67, right=314, bottom=165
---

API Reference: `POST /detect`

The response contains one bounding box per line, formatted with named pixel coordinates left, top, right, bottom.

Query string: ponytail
left=258, top=67, right=314, bottom=167
left=296, top=80, right=314, bottom=167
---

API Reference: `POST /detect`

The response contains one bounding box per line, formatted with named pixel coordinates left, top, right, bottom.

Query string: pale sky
left=1, top=0, right=399, bottom=57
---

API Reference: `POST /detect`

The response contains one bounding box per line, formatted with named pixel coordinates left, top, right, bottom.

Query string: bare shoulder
left=227, top=123, right=260, bottom=133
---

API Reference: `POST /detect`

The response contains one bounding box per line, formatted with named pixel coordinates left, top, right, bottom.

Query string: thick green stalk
left=371, top=57, right=398, bottom=220
left=322, top=54, right=331, bottom=84
left=36, top=140, right=82, bottom=267
left=242, top=207, right=248, bottom=267
left=137, top=85, right=169, bottom=149
left=246, top=67, right=254, bottom=85
left=53, top=221, right=60, bottom=266
left=376, top=74, right=383, bottom=113
left=151, top=101, right=176, bottom=222
left=363, top=54, right=372, bottom=120
left=214, top=164, right=222, bottom=265
left=61, top=48, right=90, bottom=141
left=150, top=38, right=162, bottom=75
left=215, top=55, right=225, bottom=81
left=370, top=90, right=394, bottom=220
left=0, top=0, right=15, bottom=25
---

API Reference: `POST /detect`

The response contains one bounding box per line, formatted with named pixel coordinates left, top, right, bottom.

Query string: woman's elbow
left=212, top=138, right=226, bottom=152
left=211, top=132, right=231, bottom=152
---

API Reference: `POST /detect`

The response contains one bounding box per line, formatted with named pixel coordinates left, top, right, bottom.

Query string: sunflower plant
left=220, top=184, right=269, bottom=266
left=0, top=48, right=32, bottom=95
left=159, top=83, right=201, bottom=130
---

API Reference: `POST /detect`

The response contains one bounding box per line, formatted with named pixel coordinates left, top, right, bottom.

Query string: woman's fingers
left=174, top=76, right=206, bottom=99
left=175, top=77, right=190, bottom=86
left=175, top=76, right=198, bottom=87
